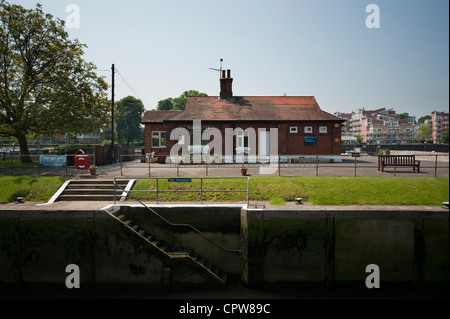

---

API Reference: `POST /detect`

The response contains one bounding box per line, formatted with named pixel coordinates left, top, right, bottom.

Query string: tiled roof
left=142, top=96, right=343, bottom=123
left=141, top=110, right=182, bottom=123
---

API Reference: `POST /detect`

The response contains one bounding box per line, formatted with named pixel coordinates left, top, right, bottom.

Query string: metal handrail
left=113, top=176, right=249, bottom=254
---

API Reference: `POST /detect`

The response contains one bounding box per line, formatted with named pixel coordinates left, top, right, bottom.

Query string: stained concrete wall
left=2, top=206, right=448, bottom=293
left=241, top=209, right=449, bottom=287
left=117, top=206, right=241, bottom=274
left=0, top=207, right=241, bottom=292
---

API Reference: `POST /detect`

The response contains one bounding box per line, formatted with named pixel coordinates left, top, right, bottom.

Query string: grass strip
left=130, top=177, right=449, bottom=206
left=0, top=176, right=66, bottom=203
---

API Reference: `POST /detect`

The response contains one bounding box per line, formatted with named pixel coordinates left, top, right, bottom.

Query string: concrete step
left=57, top=194, right=116, bottom=201
left=56, top=179, right=132, bottom=201
left=70, top=180, right=128, bottom=185
left=62, top=189, right=117, bottom=195
left=66, top=185, right=119, bottom=189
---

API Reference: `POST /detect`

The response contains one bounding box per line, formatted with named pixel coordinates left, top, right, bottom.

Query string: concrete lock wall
left=241, top=209, right=449, bottom=287
left=0, top=207, right=241, bottom=291
left=0, top=210, right=168, bottom=290
left=1, top=206, right=448, bottom=291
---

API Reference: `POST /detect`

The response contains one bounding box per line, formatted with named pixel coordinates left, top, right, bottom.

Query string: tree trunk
left=16, top=134, right=32, bottom=162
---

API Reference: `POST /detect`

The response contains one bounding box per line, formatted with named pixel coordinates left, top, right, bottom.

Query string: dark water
left=2, top=281, right=448, bottom=299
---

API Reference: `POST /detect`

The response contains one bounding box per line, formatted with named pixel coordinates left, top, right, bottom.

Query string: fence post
left=120, top=155, right=123, bottom=176
left=394, top=156, right=397, bottom=177
left=434, top=155, right=438, bottom=178
left=114, top=178, right=117, bottom=205
left=278, top=157, right=281, bottom=176
left=316, top=155, right=319, bottom=176
left=156, top=178, right=159, bottom=205
left=247, top=177, right=250, bottom=207
left=354, top=156, right=357, bottom=177
left=200, top=178, right=203, bottom=205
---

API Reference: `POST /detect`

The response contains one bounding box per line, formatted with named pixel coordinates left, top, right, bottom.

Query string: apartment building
left=431, top=111, right=449, bottom=143
left=335, top=108, right=417, bottom=143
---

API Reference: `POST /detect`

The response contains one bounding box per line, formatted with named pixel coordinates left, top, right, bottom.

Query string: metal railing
left=117, top=154, right=448, bottom=178
left=0, top=152, right=96, bottom=176
left=112, top=176, right=247, bottom=253
left=114, top=176, right=250, bottom=206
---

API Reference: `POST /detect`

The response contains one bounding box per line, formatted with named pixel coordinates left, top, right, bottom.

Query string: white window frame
left=151, top=131, right=167, bottom=148
left=319, top=126, right=328, bottom=133
left=289, top=126, right=298, bottom=133
left=304, top=126, right=313, bottom=134
left=236, top=129, right=251, bottom=154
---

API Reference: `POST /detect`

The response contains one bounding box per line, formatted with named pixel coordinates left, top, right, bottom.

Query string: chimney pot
left=219, top=69, right=233, bottom=100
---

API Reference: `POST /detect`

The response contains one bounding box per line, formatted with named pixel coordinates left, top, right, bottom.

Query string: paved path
left=1, top=154, right=448, bottom=179
left=110, top=155, right=449, bottom=179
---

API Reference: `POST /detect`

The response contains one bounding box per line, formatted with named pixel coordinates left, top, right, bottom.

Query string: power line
left=114, top=67, right=149, bottom=108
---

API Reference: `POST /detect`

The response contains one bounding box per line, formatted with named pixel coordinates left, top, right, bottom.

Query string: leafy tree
left=156, top=97, right=174, bottom=110
left=442, top=131, right=449, bottom=144
left=418, top=115, right=431, bottom=124
left=116, top=96, right=144, bottom=144
left=0, top=1, right=109, bottom=161
left=156, top=90, right=207, bottom=111
left=416, top=122, right=432, bottom=142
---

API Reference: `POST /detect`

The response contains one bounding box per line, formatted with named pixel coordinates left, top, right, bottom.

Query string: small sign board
left=304, top=136, right=318, bottom=146
left=39, top=155, right=67, bottom=167
left=168, top=178, right=192, bottom=183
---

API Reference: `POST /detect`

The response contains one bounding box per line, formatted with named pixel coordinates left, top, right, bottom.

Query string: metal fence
left=113, top=176, right=250, bottom=206
left=119, top=154, right=449, bottom=178
left=0, top=153, right=96, bottom=176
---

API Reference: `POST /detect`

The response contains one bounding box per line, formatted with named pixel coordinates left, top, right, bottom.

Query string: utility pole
left=111, top=63, right=115, bottom=163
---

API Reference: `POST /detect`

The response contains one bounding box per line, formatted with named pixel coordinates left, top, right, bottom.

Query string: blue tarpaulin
left=39, top=155, right=67, bottom=167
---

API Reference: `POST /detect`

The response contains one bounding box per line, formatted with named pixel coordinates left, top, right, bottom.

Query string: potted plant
left=240, top=155, right=247, bottom=176
left=89, top=165, right=97, bottom=175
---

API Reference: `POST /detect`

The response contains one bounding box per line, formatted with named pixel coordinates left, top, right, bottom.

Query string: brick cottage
left=141, top=70, right=344, bottom=163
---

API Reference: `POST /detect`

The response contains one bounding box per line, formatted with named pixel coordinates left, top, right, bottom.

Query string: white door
left=259, top=130, right=270, bottom=157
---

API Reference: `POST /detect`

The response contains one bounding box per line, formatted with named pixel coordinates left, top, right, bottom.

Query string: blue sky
left=16, top=0, right=449, bottom=118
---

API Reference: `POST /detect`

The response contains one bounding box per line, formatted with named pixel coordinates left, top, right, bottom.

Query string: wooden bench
left=378, top=155, right=421, bottom=172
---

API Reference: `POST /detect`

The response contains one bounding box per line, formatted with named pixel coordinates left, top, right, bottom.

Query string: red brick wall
left=144, top=120, right=342, bottom=158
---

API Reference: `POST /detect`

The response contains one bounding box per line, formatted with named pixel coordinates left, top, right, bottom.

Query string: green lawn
left=0, top=160, right=39, bottom=167
left=131, top=177, right=449, bottom=206
left=0, top=176, right=66, bottom=203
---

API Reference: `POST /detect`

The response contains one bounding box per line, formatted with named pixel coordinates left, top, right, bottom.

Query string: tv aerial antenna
left=209, top=58, right=223, bottom=78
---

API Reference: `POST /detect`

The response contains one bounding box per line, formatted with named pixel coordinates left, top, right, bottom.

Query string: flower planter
left=89, top=166, right=97, bottom=175
left=240, top=168, right=248, bottom=176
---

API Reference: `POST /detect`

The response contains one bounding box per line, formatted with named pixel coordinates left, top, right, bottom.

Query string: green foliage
left=156, top=90, right=207, bottom=111
left=0, top=1, right=109, bottom=160
left=416, top=122, right=432, bottom=142
left=116, top=96, right=144, bottom=144
left=441, top=131, right=449, bottom=144
left=131, top=177, right=449, bottom=206
left=418, top=115, right=432, bottom=124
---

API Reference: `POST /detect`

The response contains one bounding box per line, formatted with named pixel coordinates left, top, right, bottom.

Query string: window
left=151, top=131, right=167, bottom=148
left=319, top=126, right=327, bottom=133
left=304, top=126, right=313, bottom=134
left=237, top=130, right=249, bottom=148
left=289, top=126, right=298, bottom=133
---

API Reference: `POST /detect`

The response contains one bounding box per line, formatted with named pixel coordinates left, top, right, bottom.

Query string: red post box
left=75, top=154, right=90, bottom=170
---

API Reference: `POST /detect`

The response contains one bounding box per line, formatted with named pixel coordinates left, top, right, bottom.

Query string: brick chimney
left=220, top=69, right=233, bottom=100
